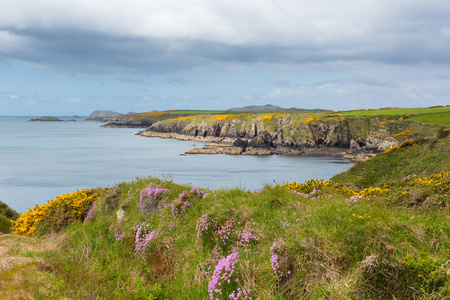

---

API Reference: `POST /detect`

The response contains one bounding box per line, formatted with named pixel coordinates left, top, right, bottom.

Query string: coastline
left=137, top=130, right=376, bottom=162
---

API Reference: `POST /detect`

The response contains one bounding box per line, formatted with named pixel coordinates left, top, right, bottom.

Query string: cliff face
left=145, top=115, right=412, bottom=153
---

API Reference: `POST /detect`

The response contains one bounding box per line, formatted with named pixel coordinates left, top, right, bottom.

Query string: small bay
left=0, top=117, right=353, bottom=213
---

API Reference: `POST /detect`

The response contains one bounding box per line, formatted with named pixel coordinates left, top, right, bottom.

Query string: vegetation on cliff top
left=108, top=105, right=450, bottom=127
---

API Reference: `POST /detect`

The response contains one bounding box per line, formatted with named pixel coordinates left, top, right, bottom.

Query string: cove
left=0, top=117, right=353, bottom=213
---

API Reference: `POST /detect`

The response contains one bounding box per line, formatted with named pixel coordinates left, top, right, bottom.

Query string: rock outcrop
left=136, top=114, right=410, bottom=161
left=28, top=116, right=63, bottom=122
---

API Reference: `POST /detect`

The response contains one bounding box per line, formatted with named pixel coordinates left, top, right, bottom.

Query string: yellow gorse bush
left=213, top=114, right=244, bottom=121
left=172, top=115, right=200, bottom=121
left=257, top=113, right=291, bottom=122
left=280, top=179, right=388, bottom=198
left=394, top=128, right=412, bottom=137
left=383, top=139, right=422, bottom=155
left=280, top=172, right=450, bottom=201
left=383, top=146, right=400, bottom=155
left=300, top=117, right=325, bottom=124
left=11, top=189, right=102, bottom=236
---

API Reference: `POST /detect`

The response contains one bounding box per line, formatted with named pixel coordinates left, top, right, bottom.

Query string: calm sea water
left=0, top=116, right=353, bottom=213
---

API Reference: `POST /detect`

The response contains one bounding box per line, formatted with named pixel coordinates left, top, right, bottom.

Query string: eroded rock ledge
left=137, top=130, right=375, bottom=161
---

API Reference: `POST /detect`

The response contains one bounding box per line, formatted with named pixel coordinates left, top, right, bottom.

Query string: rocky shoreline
left=137, top=130, right=376, bottom=162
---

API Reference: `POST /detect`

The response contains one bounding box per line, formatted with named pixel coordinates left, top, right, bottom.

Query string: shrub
left=11, top=189, right=103, bottom=235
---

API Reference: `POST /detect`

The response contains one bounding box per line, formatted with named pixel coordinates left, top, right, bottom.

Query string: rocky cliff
left=138, top=113, right=419, bottom=160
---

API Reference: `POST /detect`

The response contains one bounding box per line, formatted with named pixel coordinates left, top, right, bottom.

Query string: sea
left=0, top=116, right=354, bottom=213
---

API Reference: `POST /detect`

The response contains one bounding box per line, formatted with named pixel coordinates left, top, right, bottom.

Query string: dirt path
left=0, top=234, right=43, bottom=273
left=0, top=234, right=66, bottom=299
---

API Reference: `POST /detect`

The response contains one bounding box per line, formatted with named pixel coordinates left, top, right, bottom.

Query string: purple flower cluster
left=235, top=230, right=260, bottom=253
left=196, top=214, right=217, bottom=248
left=215, top=219, right=235, bottom=247
left=109, top=221, right=124, bottom=242
left=139, top=183, right=170, bottom=206
left=291, top=188, right=321, bottom=199
left=171, top=188, right=206, bottom=218
left=85, top=201, right=98, bottom=222
left=345, top=195, right=367, bottom=203
left=133, top=222, right=157, bottom=257
left=270, top=238, right=290, bottom=279
left=229, top=287, right=251, bottom=300
left=208, top=252, right=251, bottom=300
left=282, top=222, right=290, bottom=228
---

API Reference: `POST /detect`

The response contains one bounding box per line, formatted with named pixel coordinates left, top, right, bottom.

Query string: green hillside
left=332, top=131, right=450, bottom=188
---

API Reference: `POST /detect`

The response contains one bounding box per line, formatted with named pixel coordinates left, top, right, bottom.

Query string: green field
left=337, top=105, right=450, bottom=117
left=409, top=111, right=450, bottom=125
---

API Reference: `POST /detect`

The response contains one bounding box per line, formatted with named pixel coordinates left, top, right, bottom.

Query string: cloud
left=1, top=0, right=449, bottom=74
left=273, top=76, right=291, bottom=87
left=9, top=94, right=19, bottom=99
left=63, top=97, right=82, bottom=104
left=235, top=76, right=247, bottom=83
left=166, top=73, right=187, bottom=84
left=1, top=0, right=450, bottom=114
left=0, top=30, right=30, bottom=55
left=117, top=77, right=151, bottom=85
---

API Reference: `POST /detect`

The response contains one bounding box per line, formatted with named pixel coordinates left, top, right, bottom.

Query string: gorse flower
left=12, top=189, right=103, bottom=236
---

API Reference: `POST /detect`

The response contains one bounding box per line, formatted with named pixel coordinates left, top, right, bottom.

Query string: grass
left=337, top=105, right=450, bottom=117
left=168, top=110, right=228, bottom=115
left=409, top=111, right=450, bottom=125
left=332, top=136, right=450, bottom=188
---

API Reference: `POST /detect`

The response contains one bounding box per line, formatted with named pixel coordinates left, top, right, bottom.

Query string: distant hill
left=86, top=110, right=122, bottom=121
left=227, top=104, right=283, bottom=111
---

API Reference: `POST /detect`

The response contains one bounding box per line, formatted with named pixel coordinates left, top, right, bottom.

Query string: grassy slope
left=332, top=138, right=450, bottom=188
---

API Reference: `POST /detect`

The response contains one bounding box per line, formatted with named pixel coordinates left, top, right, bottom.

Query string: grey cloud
left=0, top=0, right=450, bottom=77
left=273, top=76, right=291, bottom=87
left=117, top=77, right=151, bottom=85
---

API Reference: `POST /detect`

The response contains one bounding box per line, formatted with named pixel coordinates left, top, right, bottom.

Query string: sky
left=1, top=0, right=450, bottom=116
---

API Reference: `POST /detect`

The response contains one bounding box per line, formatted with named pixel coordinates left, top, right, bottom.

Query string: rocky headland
left=133, top=113, right=419, bottom=161
left=86, top=110, right=123, bottom=122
